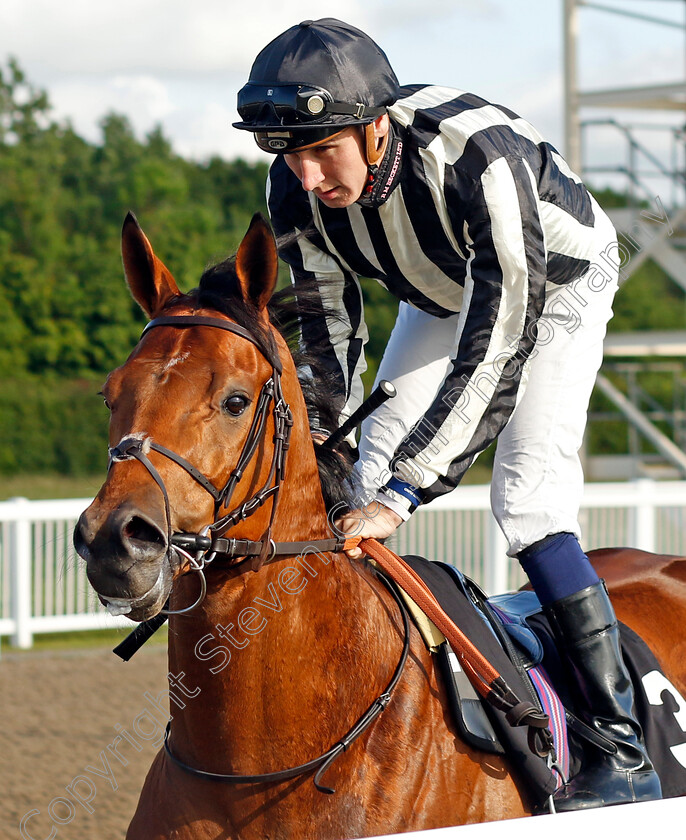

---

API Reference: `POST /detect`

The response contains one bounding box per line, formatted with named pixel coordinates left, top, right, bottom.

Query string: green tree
left=0, top=59, right=275, bottom=475
left=1, top=58, right=684, bottom=477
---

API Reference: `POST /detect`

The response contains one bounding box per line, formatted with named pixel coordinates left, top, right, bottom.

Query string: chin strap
left=365, top=122, right=388, bottom=167
left=358, top=122, right=403, bottom=208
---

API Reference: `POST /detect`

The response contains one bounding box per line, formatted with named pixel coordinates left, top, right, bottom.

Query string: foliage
left=360, top=279, right=399, bottom=389
left=0, top=59, right=277, bottom=475
left=0, top=58, right=271, bottom=382
left=1, top=59, right=684, bottom=477
left=609, top=260, right=686, bottom=333
left=0, top=377, right=108, bottom=475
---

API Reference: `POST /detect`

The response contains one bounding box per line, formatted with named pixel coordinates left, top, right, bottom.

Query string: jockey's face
left=284, top=116, right=389, bottom=209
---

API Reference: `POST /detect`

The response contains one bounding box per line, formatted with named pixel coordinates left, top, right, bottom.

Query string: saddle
left=395, top=554, right=686, bottom=807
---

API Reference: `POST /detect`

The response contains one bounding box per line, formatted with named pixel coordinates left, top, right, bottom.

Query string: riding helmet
left=233, top=18, right=400, bottom=153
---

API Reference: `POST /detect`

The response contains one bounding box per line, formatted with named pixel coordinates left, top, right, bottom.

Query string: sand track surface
left=2, top=643, right=168, bottom=839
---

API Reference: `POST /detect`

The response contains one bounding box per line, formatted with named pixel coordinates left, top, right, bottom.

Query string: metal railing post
left=9, top=497, right=33, bottom=649
left=632, top=478, right=657, bottom=553
left=485, top=514, right=510, bottom=595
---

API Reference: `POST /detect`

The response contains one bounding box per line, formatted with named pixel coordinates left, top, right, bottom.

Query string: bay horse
left=75, top=213, right=686, bottom=839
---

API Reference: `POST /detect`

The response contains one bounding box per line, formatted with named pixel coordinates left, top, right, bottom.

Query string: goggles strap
left=325, top=102, right=386, bottom=120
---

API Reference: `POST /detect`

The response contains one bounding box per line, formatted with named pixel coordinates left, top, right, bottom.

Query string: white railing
left=0, top=497, right=132, bottom=649
left=2, top=478, right=686, bottom=649
left=388, top=477, right=686, bottom=593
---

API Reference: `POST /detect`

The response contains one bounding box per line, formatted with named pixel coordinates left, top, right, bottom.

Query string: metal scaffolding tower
left=563, top=1, right=686, bottom=478
left=564, top=1, right=686, bottom=177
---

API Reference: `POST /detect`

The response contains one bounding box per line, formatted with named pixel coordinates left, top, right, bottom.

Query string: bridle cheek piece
left=108, top=315, right=293, bottom=614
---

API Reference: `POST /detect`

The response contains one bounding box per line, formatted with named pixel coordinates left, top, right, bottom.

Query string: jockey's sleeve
left=267, top=159, right=368, bottom=429
left=381, top=153, right=548, bottom=511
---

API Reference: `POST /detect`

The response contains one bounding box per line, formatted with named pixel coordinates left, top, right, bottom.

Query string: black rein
left=163, top=572, right=411, bottom=794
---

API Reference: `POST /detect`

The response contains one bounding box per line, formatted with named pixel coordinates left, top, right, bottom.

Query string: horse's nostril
left=123, top=515, right=166, bottom=548
left=73, top=517, right=92, bottom=561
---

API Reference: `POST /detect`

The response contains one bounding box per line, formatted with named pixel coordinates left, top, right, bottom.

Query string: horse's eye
left=222, top=395, right=249, bottom=417
left=99, top=391, right=111, bottom=410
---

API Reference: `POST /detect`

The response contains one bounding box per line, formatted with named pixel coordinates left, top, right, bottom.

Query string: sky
left=1, top=0, right=685, bottom=191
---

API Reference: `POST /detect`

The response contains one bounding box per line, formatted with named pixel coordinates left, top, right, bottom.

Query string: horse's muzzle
left=74, top=503, right=175, bottom=619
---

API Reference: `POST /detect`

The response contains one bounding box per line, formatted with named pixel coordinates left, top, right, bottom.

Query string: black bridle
left=109, top=312, right=354, bottom=619
left=109, top=312, right=411, bottom=793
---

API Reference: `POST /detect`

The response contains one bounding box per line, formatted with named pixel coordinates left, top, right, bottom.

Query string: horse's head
left=74, top=212, right=306, bottom=621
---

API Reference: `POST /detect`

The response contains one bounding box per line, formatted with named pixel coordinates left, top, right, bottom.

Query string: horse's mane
left=176, top=256, right=356, bottom=513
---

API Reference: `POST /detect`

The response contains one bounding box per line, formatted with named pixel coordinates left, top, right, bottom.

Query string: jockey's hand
left=335, top=502, right=403, bottom=559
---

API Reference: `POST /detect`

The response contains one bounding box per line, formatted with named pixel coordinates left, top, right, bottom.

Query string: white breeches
left=356, top=244, right=618, bottom=556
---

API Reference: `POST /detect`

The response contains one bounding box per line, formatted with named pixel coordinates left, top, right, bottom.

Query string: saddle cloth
left=398, top=555, right=686, bottom=803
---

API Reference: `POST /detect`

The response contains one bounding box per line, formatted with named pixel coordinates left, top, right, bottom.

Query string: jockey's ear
left=235, top=213, right=278, bottom=316
left=121, top=212, right=180, bottom=318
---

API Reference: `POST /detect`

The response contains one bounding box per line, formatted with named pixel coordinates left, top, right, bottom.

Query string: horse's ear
left=234, top=213, right=278, bottom=315
left=121, top=212, right=180, bottom=317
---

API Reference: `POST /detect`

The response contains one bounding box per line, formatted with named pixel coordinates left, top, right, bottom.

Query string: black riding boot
left=544, top=581, right=662, bottom=810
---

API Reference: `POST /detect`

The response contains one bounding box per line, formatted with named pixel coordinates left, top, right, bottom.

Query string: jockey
left=234, top=18, right=662, bottom=810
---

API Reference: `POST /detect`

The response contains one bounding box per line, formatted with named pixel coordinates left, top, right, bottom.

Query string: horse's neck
left=164, top=359, right=391, bottom=767
left=166, top=548, right=398, bottom=776
left=271, top=406, right=332, bottom=542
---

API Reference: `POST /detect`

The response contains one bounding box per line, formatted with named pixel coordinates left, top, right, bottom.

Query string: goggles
left=236, top=82, right=386, bottom=128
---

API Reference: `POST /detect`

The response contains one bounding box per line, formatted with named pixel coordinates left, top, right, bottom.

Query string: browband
left=142, top=316, right=282, bottom=373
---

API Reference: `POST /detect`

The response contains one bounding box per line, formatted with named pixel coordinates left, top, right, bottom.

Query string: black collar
left=356, top=122, right=404, bottom=209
